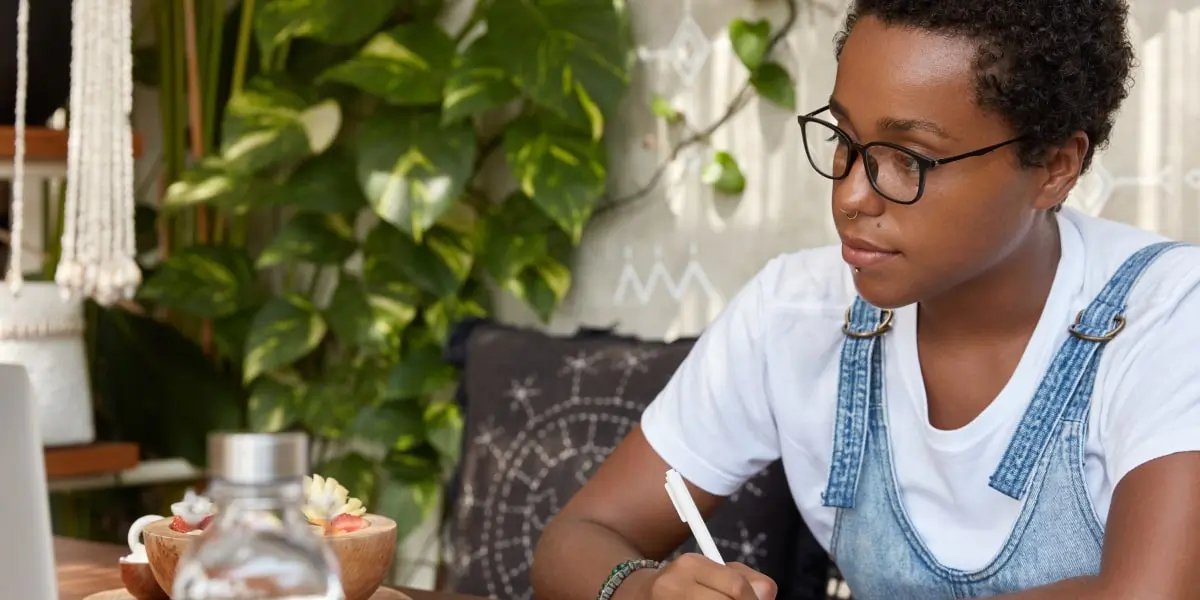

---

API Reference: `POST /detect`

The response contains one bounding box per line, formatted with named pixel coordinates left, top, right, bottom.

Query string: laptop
left=0, top=363, right=60, bottom=599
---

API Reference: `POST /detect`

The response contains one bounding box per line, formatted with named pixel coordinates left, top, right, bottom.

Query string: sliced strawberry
left=169, top=515, right=213, bottom=533
left=169, top=516, right=194, bottom=533
left=328, top=514, right=368, bottom=535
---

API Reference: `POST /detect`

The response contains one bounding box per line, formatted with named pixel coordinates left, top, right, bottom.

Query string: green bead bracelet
left=595, top=559, right=663, bottom=600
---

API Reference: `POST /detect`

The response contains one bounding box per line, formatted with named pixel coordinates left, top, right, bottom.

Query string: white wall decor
left=612, top=244, right=719, bottom=307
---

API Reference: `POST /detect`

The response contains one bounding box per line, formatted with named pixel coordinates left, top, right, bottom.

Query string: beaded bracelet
left=596, top=559, right=663, bottom=600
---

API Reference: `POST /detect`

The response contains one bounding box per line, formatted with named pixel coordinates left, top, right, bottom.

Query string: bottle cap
left=208, top=432, right=308, bottom=485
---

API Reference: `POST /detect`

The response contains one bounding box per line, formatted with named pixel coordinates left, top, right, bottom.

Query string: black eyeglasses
left=796, top=105, right=1023, bottom=204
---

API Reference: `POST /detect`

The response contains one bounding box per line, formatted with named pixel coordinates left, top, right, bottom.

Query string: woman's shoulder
left=753, top=243, right=857, bottom=313
left=1066, top=209, right=1200, bottom=306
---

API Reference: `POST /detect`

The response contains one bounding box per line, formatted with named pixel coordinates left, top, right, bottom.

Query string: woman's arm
left=994, top=452, right=1200, bottom=599
left=531, top=426, right=712, bottom=599
left=533, top=258, right=787, bottom=599
left=531, top=426, right=775, bottom=600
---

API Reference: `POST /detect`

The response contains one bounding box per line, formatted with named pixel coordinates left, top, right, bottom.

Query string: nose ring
left=841, top=209, right=859, bottom=220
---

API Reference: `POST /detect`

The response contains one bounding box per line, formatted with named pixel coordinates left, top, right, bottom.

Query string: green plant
left=126, top=0, right=632, bottom=542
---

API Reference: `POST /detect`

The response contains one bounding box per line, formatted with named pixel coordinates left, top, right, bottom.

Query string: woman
left=532, top=0, right=1200, bottom=599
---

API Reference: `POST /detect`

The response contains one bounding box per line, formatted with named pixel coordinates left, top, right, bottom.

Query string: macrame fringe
left=9, top=0, right=144, bottom=306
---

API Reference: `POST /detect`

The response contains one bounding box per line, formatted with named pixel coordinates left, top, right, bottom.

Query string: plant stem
left=207, top=2, right=227, bottom=245
left=42, top=179, right=66, bottom=281
left=39, top=180, right=51, bottom=279
left=230, top=0, right=256, bottom=248
left=183, top=0, right=215, bottom=355
left=232, top=0, right=255, bottom=97
left=203, top=0, right=224, bottom=149
left=182, top=0, right=210, bottom=243
left=154, top=0, right=175, bottom=258
left=172, top=2, right=192, bottom=249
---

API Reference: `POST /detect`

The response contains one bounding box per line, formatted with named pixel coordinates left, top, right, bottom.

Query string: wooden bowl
left=119, top=560, right=168, bottom=600
left=142, top=514, right=397, bottom=600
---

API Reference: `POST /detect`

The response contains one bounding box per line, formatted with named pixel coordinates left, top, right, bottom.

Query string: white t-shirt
left=641, top=208, right=1200, bottom=571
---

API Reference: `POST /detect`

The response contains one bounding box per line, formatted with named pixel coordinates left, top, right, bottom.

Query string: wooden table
left=54, top=537, right=485, bottom=600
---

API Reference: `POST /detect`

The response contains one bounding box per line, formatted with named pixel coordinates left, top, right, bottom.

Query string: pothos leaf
left=247, top=375, right=305, bottom=433
left=255, top=0, right=400, bottom=57
left=750, top=62, right=796, bottom=111
left=243, top=293, right=328, bottom=383
left=137, top=246, right=259, bottom=319
left=221, top=78, right=342, bottom=174
left=441, top=33, right=520, bottom=124
left=362, top=222, right=473, bottom=299
left=503, top=255, right=572, bottom=323
left=325, top=274, right=417, bottom=355
left=481, top=0, right=631, bottom=139
left=504, top=117, right=607, bottom=243
left=729, top=18, right=771, bottom=71
left=701, top=151, right=747, bottom=195
left=355, top=108, right=476, bottom=240
left=319, top=24, right=456, bottom=106
left=255, top=212, right=357, bottom=269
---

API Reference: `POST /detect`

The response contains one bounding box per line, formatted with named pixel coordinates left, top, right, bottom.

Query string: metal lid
left=208, top=432, right=308, bottom=485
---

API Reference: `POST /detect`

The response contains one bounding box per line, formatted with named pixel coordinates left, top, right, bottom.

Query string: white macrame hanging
left=7, top=0, right=141, bottom=304
left=58, top=0, right=141, bottom=304
left=6, top=0, right=30, bottom=295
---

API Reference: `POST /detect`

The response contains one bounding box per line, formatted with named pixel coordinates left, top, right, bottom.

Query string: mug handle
left=127, top=514, right=164, bottom=554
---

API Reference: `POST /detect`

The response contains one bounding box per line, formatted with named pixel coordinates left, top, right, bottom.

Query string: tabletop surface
left=54, top=537, right=486, bottom=600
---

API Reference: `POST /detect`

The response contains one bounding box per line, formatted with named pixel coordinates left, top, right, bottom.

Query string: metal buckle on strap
left=842, top=308, right=894, bottom=338
left=1068, top=310, right=1126, bottom=342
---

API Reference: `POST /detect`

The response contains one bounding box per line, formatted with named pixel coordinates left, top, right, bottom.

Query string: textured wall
left=493, top=0, right=1200, bottom=340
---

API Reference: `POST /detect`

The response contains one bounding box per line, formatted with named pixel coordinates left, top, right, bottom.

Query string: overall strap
left=823, top=296, right=894, bottom=509
left=989, top=241, right=1186, bottom=500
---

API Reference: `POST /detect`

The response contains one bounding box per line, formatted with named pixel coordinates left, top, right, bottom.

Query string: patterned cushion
left=442, top=321, right=829, bottom=599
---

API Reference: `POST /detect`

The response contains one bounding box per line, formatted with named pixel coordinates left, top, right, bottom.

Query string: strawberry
left=169, top=516, right=193, bottom=533
left=328, top=513, right=368, bottom=535
left=168, top=515, right=213, bottom=533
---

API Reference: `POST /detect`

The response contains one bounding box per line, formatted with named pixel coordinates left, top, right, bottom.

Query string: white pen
left=664, top=468, right=725, bottom=565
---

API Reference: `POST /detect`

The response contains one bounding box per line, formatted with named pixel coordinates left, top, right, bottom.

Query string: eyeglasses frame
left=796, top=105, right=1025, bottom=205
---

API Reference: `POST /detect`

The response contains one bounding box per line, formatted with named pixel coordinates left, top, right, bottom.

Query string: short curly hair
left=834, top=0, right=1136, bottom=173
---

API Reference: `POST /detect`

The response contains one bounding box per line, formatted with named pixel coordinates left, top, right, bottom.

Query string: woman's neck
left=918, top=215, right=1063, bottom=340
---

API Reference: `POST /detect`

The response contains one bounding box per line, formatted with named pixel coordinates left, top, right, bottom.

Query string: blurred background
left=3, top=0, right=1198, bottom=596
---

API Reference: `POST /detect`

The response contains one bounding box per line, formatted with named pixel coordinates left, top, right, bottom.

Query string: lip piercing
left=841, top=209, right=859, bottom=220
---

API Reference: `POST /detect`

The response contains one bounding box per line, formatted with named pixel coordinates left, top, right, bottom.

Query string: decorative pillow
left=442, top=321, right=829, bottom=600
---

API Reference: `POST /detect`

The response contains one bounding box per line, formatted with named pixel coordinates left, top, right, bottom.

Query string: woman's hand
left=630, top=553, right=777, bottom=600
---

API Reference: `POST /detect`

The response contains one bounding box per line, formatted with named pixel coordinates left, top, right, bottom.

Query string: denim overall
left=821, top=241, right=1184, bottom=599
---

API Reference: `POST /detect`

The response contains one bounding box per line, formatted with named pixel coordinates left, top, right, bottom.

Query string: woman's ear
left=1034, top=131, right=1090, bottom=211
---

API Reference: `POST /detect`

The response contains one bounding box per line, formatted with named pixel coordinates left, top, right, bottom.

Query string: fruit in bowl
left=141, top=475, right=398, bottom=600
left=302, top=473, right=371, bottom=536
left=166, top=488, right=215, bottom=534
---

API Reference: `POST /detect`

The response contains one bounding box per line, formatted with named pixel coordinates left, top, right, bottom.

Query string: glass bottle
left=172, top=432, right=344, bottom=600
